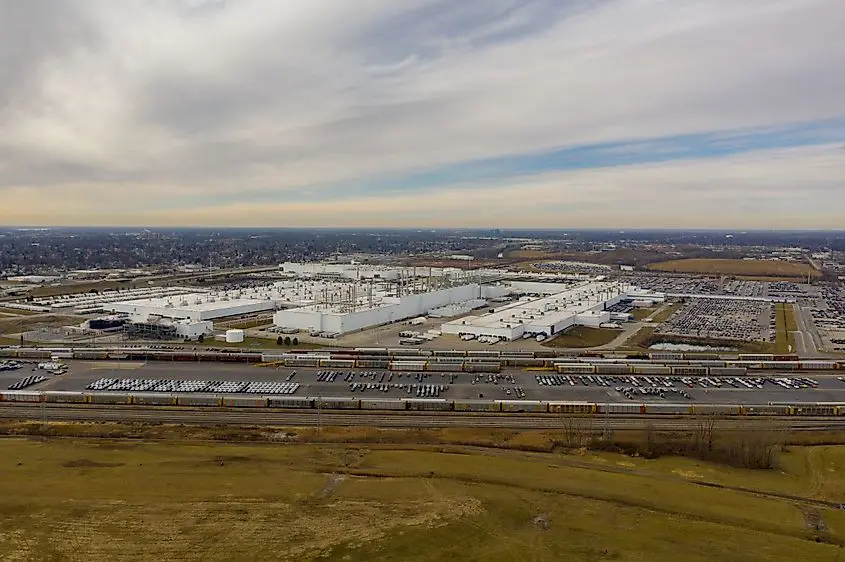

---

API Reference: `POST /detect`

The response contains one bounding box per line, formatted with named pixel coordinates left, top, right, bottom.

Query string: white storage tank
left=225, top=329, right=245, bottom=343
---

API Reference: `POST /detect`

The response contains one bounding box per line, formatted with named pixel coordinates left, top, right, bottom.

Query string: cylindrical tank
left=225, top=329, right=245, bottom=343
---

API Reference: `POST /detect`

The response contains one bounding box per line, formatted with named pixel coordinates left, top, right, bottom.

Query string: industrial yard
left=4, top=351, right=845, bottom=416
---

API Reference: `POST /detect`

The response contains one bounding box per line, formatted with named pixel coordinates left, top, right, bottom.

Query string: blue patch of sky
left=231, top=115, right=845, bottom=205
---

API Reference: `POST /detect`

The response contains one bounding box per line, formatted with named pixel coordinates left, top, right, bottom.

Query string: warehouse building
left=124, top=317, right=213, bottom=340
left=273, top=283, right=503, bottom=335
left=108, top=293, right=275, bottom=321
left=441, top=281, right=657, bottom=341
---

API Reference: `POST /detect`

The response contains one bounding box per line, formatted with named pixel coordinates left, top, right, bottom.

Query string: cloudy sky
left=2, top=0, right=844, bottom=228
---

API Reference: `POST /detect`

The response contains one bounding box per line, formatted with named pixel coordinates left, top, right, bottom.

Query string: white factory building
left=273, top=284, right=508, bottom=335
left=278, top=261, right=477, bottom=282
left=108, top=293, right=276, bottom=321
left=441, top=281, right=663, bottom=341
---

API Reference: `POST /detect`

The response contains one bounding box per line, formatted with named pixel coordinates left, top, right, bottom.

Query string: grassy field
left=201, top=336, right=329, bottom=350
left=619, top=325, right=657, bottom=350
left=647, top=259, right=821, bottom=279
left=0, top=314, right=84, bottom=336
left=651, top=302, right=680, bottom=323
left=774, top=303, right=798, bottom=354
left=630, top=307, right=656, bottom=320
left=545, top=326, right=621, bottom=348
left=504, top=249, right=557, bottom=259
left=0, top=432, right=844, bottom=561
left=0, top=307, right=40, bottom=316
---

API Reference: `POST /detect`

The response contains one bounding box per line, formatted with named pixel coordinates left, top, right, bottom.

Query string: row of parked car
left=536, top=373, right=820, bottom=390
left=347, top=382, right=448, bottom=398
left=617, top=386, right=691, bottom=400
left=8, top=375, right=47, bottom=390
left=86, top=377, right=300, bottom=395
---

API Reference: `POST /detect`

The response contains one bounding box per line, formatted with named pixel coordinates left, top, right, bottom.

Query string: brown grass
left=545, top=326, right=621, bottom=348
left=1, top=424, right=845, bottom=560
left=647, top=259, right=820, bottom=279
left=0, top=314, right=84, bottom=336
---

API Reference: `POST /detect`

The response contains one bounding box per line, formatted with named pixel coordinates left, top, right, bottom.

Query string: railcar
left=555, top=363, right=596, bottom=374
left=690, top=404, right=742, bottom=415
left=403, top=399, right=451, bottom=412
left=87, top=392, right=132, bottom=405
left=221, top=396, right=269, bottom=408
left=131, top=393, right=178, bottom=406
left=453, top=399, right=501, bottom=412
left=360, top=398, right=406, bottom=411
left=497, top=400, right=546, bottom=413
left=670, top=366, right=709, bottom=376
left=463, top=363, right=501, bottom=373
left=1, top=391, right=43, bottom=402
left=740, top=404, right=789, bottom=415
left=177, top=395, right=223, bottom=407
left=788, top=404, right=841, bottom=416
left=42, top=391, right=87, bottom=404
left=315, top=397, right=360, bottom=410
left=547, top=401, right=596, bottom=414
left=267, top=397, right=313, bottom=409
left=644, top=403, right=691, bottom=415
left=318, top=359, right=355, bottom=369
left=595, top=364, right=631, bottom=375
left=599, top=403, right=644, bottom=415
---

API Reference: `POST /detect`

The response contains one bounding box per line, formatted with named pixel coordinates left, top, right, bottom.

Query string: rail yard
left=3, top=346, right=845, bottom=422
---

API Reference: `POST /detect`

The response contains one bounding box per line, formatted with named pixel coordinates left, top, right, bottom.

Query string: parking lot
left=535, top=373, right=822, bottom=401
left=86, top=377, right=300, bottom=395
left=655, top=298, right=773, bottom=343
left=5, top=360, right=845, bottom=405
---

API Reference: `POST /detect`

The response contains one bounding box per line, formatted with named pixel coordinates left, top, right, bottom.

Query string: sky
left=1, top=0, right=844, bottom=229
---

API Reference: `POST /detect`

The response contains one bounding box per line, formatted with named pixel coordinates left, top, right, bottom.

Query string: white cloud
left=0, top=0, right=843, bottom=225
left=3, top=144, right=842, bottom=228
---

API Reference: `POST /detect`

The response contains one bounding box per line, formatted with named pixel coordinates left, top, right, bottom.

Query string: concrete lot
left=3, top=361, right=845, bottom=405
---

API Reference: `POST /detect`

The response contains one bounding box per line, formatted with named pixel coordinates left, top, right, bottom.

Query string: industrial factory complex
left=31, top=262, right=660, bottom=343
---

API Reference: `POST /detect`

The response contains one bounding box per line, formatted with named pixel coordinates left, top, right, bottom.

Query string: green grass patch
left=774, top=303, right=798, bottom=354
left=651, top=302, right=680, bottom=323
left=545, top=326, right=621, bottom=348
left=630, top=307, right=656, bottom=320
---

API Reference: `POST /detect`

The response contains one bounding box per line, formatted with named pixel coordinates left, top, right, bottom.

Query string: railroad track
left=3, top=403, right=845, bottom=430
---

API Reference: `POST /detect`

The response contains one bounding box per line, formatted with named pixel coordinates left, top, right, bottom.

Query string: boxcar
left=315, top=397, right=360, bottom=410
left=453, top=399, right=501, bottom=412
left=131, top=393, right=178, bottom=406
left=497, top=400, right=546, bottom=413
left=691, top=404, right=741, bottom=415
left=177, top=395, right=223, bottom=407
left=463, top=363, right=501, bottom=373
left=789, top=404, right=840, bottom=416
left=600, top=403, right=644, bottom=414
left=741, top=404, right=789, bottom=415
left=43, top=391, right=87, bottom=404
left=547, top=402, right=596, bottom=414
left=403, top=399, right=451, bottom=412
left=268, top=397, right=314, bottom=409
left=221, top=396, right=268, bottom=408
left=87, top=392, right=132, bottom=405
left=645, top=403, right=690, bottom=415
left=360, top=398, right=406, bottom=411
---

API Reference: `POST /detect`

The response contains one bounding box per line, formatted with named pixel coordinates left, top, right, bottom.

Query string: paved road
left=3, top=403, right=845, bottom=430
left=793, top=304, right=821, bottom=356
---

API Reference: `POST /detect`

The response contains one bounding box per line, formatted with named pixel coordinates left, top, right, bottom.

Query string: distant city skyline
left=2, top=1, right=844, bottom=228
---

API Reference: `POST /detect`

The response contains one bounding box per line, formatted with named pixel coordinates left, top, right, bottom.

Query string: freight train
left=1, top=346, right=843, bottom=373
left=0, top=390, right=841, bottom=416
